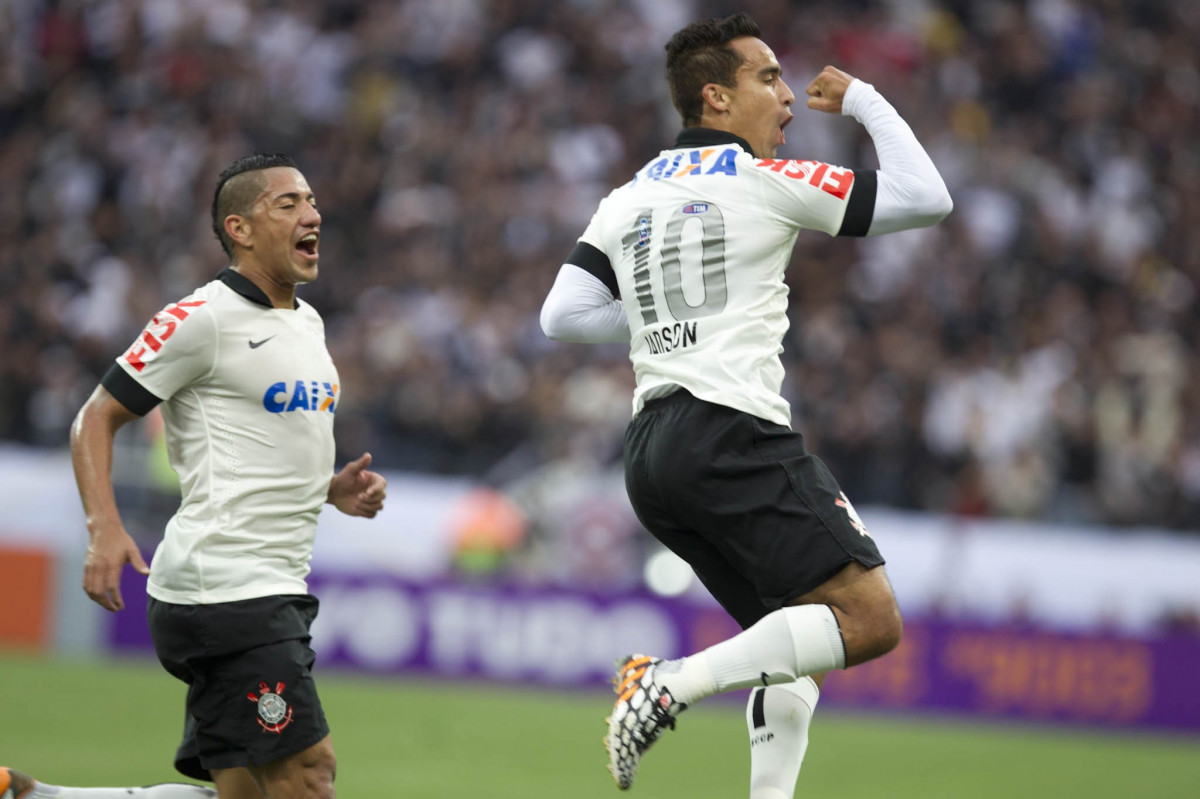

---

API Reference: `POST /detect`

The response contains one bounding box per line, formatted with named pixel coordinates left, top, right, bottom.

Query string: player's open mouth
left=296, top=232, right=319, bottom=259
left=779, top=114, right=793, bottom=144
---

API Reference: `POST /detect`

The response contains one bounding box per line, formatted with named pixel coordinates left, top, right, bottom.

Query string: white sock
left=746, top=678, right=820, bottom=799
left=28, top=783, right=217, bottom=798
left=655, top=605, right=845, bottom=705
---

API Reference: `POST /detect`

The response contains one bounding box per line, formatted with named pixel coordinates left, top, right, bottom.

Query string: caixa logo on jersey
left=262, top=380, right=338, bottom=414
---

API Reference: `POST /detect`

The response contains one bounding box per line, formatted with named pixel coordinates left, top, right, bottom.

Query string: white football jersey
left=576, top=129, right=873, bottom=427
left=103, top=269, right=339, bottom=604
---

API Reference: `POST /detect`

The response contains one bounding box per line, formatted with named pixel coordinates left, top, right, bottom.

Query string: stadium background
left=1, top=0, right=1198, bottom=796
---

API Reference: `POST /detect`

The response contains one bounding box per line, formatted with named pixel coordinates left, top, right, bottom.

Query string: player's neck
left=230, top=263, right=297, bottom=309
left=677, top=124, right=757, bottom=157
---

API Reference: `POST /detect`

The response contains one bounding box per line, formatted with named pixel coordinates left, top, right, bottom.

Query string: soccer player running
left=3, top=155, right=386, bottom=799
left=540, top=13, right=951, bottom=796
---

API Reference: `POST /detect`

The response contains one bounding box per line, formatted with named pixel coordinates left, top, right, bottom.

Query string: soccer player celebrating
left=540, top=13, right=951, bottom=795
left=5, top=155, right=387, bottom=799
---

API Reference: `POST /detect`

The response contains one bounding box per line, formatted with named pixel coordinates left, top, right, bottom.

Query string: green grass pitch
left=2, top=650, right=1196, bottom=797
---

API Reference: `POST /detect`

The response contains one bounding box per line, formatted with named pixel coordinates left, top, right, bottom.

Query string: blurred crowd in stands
left=2, top=0, right=1198, bottom=531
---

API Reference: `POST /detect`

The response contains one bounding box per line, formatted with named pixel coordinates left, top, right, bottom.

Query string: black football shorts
left=624, top=389, right=885, bottom=629
left=147, top=594, right=330, bottom=781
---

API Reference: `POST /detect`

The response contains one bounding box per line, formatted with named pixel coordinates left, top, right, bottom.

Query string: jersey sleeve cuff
left=566, top=241, right=619, bottom=297
left=837, top=170, right=877, bottom=237
left=841, top=79, right=877, bottom=118
left=101, top=363, right=163, bottom=416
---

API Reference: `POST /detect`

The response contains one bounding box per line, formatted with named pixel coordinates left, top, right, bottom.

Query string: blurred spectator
left=1, top=0, right=1197, bottom=531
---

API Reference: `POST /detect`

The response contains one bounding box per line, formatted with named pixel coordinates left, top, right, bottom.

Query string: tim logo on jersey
left=262, top=380, right=338, bottom=414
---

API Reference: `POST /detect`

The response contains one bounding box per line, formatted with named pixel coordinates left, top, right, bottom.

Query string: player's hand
left=329, top=452, right=388, bottom=518
left=805, top=66, right=856, bottom=114
left=83, top=527, right=150, bottom=612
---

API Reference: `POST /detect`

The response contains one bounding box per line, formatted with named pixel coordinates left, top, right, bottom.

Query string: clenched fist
left=805, top=66, right=857, bottom=114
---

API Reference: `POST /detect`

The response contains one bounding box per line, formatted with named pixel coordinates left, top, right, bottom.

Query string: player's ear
left=701, top=83, right=733, bottom=115
left=225, top=214, right=252, bottom=250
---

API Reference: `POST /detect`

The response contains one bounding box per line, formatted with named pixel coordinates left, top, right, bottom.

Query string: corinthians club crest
left=834, top=491, right=870, bottom=538
left=248, top=681, right=294, bottom=734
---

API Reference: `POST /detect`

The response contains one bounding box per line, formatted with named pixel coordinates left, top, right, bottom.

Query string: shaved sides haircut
left=664, top=12, right=762, bottom=127
left=211, top=153, right=298, bottom=257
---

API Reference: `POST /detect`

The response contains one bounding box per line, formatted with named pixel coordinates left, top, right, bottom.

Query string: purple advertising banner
left=819, top=620, right=1200, bottom=731
left=109, top=569, right=1200, bottom=732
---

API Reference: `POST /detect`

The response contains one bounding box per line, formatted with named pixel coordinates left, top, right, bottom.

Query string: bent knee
left=872, top=601, right=903, bottom=656
left=843, top=597, right=903, bottom=666
left=260, top=738, right=337, bottom=799
left=304, top=745, right=337, bottom=798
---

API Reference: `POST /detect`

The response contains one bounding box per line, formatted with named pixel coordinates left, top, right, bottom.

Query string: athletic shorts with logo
left=624, top=389, right=885, bottom=630
left=148, top=594, right=329, bottom=780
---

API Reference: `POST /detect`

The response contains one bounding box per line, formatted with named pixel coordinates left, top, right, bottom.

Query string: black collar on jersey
left=674, top=128, right=757, bottom=158
left=218, top=267, right=299, bottom=310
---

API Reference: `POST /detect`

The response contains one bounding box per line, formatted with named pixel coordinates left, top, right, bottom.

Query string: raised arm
left=70, top=385, right=150, bottom=611
left=807, top=66, right=953, bottom=235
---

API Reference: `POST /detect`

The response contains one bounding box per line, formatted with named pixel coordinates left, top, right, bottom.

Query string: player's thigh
left=625, top=399, right=770, bottom=629
left=218, top=637, right=331, bottom=767
left=250, top=734, right=336, bottom=799
left=666, top=403, right=884, bottom=611
left=178, top=636, right=330, bottom=780
left=650, top=522, right=772, bottom=630
left=790, top=560, right=897, bottom=608
left=212, top=766, right=264, bottom=799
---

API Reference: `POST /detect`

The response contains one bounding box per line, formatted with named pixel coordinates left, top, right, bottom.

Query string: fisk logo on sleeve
left=123, top=300, right=207, bottom=372
left=755, top=159, right=855, bottom=199
left=262, top=380, right=338, bottom=414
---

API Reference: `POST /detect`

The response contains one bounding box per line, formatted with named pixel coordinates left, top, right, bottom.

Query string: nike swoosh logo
left=248, top=336, right=276, bottom=349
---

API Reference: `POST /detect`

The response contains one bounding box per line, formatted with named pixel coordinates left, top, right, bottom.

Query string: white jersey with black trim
left=103, top=269, right=339, bottom=605
left=577, top=132, right=869, bottom=427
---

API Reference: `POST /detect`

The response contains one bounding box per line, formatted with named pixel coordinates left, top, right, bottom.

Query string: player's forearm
left=541, top=264, right=631, bottom=344
left=70, top=396, right=129, bottom=538
left=842, top=80, right=953, bottom=234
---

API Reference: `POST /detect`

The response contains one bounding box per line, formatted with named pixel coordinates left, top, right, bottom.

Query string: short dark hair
left=665, top=13, right=762, bottom=127
left=210, top=153, right=297, bottom=258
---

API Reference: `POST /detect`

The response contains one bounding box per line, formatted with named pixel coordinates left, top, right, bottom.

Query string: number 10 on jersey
left=622, top=202, right=729, bottom=333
